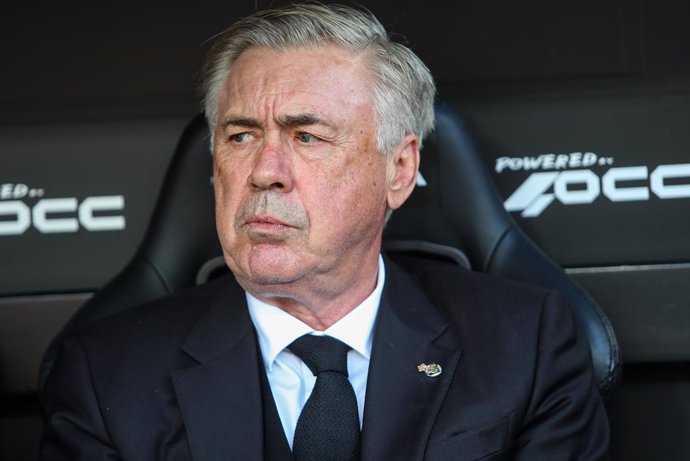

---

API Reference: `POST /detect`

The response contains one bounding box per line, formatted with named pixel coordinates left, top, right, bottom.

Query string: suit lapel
left=361, top=260, right=461, bottom=461
left=172, top=280, right=264, bottom=461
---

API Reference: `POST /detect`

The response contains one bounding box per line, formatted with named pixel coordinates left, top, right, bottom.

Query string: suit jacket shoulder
left=379, top=254, right=609, bottom=461
left=387, top=252, right=553, bottom=337
left=41, top=274, right=263, bottom=461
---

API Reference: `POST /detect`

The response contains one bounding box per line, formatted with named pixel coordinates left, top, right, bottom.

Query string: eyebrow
left=220, top=116, right=262, bottom=130
left=277, top=113, right=324, bottom=127
left=220, top=113, right=335, bottom=130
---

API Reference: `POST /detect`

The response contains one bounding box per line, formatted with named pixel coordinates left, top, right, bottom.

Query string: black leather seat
left=39, top=103, right=620, bottom=398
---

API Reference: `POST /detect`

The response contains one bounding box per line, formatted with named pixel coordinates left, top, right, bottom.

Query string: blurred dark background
left=1, top=0, right=689, bottom=459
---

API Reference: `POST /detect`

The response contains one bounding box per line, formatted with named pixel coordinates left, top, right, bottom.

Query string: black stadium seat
left=39, top=103, right=620, bottom=399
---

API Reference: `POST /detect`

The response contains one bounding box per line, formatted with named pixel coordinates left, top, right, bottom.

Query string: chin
left=246, top=271, right=298, bottom=286
left=234, top=271, right=304, bottom=304
left=242, top=257, right=304, bottom=286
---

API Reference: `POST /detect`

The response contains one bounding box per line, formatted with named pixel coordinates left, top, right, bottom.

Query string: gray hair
left=201, top=3, right=436, bottom=154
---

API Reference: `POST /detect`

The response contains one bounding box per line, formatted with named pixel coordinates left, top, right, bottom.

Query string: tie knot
left=288, top=335, right=350, bottom=377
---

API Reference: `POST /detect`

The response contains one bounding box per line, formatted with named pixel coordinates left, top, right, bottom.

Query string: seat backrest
left=385, top=103, right=619, bottom=397
left=39, top=115, right=219, bottom=391
left=39, top=103, right=620, bottom=398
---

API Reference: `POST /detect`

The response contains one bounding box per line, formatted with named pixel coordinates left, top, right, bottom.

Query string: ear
left=386, top=134, right=420, bottom=211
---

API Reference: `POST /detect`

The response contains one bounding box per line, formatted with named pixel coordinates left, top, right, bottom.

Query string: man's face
left=212, top=46, right=401, bottom=300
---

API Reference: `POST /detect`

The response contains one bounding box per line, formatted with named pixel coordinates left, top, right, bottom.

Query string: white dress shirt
left=246, top=255, right=385, bottom=448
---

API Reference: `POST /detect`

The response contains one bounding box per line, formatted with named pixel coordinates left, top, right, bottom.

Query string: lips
left=244, top=214, right=294, bottom=230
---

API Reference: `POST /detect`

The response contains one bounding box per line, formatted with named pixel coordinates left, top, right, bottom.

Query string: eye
left=296, top=132, right=317, bottom=144
left=229, top=132, right=252, bottom=143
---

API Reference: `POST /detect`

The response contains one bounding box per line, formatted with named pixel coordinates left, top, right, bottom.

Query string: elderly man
left=41, top=3, right=609, bottom=460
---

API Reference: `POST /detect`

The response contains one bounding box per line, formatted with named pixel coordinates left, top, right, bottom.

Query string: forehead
left=218, top=45, right=375, bottom=119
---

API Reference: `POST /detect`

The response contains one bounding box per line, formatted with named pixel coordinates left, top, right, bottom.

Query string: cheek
left=213, top=160, right=245, bottom=231
left=308, top=158, right=387, bottom=230
left=214, top=151, right=249, bottom=197
left=352, top=153, right=388, bottom=201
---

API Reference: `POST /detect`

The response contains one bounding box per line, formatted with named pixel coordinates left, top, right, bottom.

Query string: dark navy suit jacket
left=41, top=256, right=609, bottom=460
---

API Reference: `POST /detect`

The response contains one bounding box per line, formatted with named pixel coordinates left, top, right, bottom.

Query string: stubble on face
left=235, top=190, right=309, bottom=242
left=229, top=189, right=311, bottom=285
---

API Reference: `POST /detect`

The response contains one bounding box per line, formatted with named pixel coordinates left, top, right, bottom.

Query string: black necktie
left=288, top=334, right=361, bottom=461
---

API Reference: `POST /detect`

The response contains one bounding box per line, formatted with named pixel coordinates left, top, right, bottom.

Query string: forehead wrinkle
left=219, top=47, right=374, bottom=136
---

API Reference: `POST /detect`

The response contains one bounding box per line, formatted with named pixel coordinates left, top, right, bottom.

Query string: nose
left=248, top=139, right=294, bottom=192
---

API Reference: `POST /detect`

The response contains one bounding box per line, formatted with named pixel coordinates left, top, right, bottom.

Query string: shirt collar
left=247, top=255, right=385, bottom=371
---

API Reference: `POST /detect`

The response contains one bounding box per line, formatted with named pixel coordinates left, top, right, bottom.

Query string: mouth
left=245, top=214, right=291, bottom=226
left=243, top=214, right=295, bottom=234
